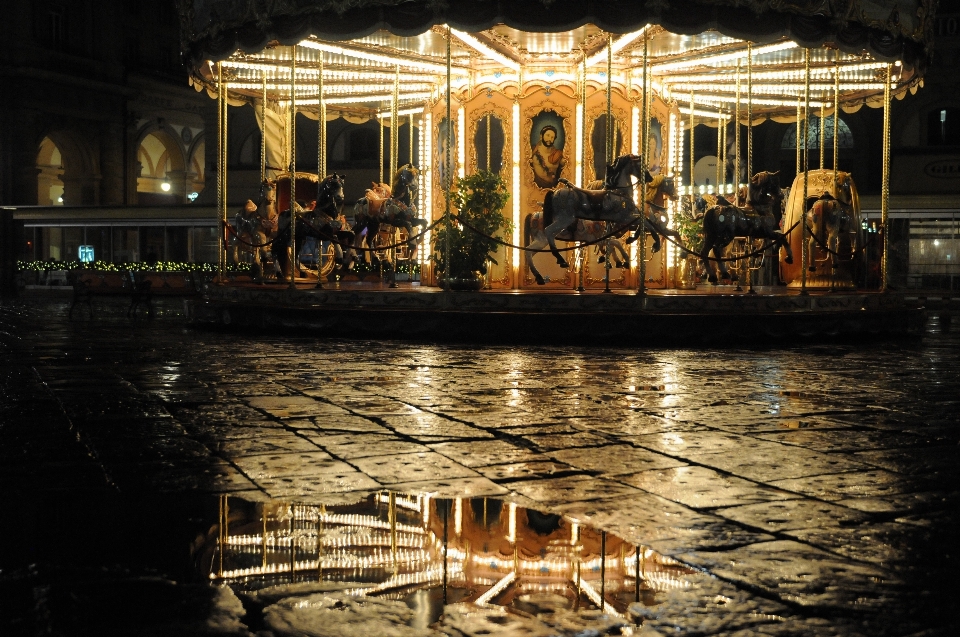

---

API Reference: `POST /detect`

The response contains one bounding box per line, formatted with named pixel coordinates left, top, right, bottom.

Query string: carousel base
left=192, top=280, right=923, bottom=344
left=786, top=270, right=858, bottom=290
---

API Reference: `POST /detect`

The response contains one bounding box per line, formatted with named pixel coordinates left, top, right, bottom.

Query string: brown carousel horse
left=228, top=180, right=281, bottom=282
left=352, top=164, right=427, bottom=266
left=641, top=174, right=682, bottom=253
left=697, top=171, right=794, bottom=283
left=804, top=174, right=857, bottom=273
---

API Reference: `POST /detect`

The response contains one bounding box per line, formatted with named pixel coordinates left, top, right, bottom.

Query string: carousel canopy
left=179, top=0, right=937, bottom=120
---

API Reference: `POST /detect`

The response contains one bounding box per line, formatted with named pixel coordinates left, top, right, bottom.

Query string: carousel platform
left=191, top=280, right=923, bottom=344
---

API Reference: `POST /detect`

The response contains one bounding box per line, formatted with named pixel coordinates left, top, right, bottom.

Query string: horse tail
left=543, top=190, right=555, bottom=228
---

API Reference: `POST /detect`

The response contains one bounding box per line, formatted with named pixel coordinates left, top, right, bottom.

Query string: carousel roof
left=179, top=0, right=938, bottom=120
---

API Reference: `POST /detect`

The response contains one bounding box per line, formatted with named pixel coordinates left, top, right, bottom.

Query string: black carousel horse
left=531, top=154, right=654, bottom=278
left=697, top=171, right=794, bottom=283
left=273, top=173, right=355, bottom=280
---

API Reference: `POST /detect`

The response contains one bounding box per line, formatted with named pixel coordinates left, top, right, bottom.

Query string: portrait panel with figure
left=528, top=109, right=567, bottom=189
left=647, top=117, right=664, bottom=176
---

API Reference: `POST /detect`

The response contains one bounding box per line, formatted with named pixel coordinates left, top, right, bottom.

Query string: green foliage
left=17, top=260, right=252, bottom=273
left=432, top=171, right=512, bottom=278
left=674, top=196, right=704, bottom=255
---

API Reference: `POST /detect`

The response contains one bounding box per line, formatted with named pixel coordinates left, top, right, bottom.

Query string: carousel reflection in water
left=207, top=493, right=694, bottom=624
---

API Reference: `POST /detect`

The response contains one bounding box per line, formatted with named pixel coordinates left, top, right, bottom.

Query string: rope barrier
left=658, top=218, right=800, bottom=263
left=314, top=216, right=445, bottom=253
left=455, top=209, right=800, bottom=265
left=453, top=214, right=639, bottom=253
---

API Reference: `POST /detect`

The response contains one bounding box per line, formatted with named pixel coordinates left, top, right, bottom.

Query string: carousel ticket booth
left=184, top=0, right=932, bottom=294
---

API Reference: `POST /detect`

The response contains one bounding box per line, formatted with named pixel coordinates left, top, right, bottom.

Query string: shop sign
left=923, top=159, right=960, bottom=179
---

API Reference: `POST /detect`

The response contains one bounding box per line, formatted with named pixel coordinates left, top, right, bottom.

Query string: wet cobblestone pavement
left=2, top=295, right=959, bottom=636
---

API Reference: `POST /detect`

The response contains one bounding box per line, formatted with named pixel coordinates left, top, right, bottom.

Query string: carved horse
left=642, top=174, right=683, bottom=253
left=352, top=165, right=427, bottom=264
left=273, top=174, right=355, bottom=280
left=805, top=173, right=857, bottom=272
left=698, top=171, right=794, bottom=283
left=229, top=181, right=281, bottom=282
left=531, top=154, right=654, bottom=280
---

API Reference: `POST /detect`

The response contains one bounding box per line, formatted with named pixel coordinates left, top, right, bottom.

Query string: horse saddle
left=559, top=180, right=628, bottom=219
left=365, top=193, right=389, bottom=216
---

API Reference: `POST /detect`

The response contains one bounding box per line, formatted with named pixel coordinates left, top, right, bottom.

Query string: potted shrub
left=433, top=171, right=511, bottom=290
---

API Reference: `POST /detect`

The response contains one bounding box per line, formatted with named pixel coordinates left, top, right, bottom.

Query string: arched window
left=781, top=116, right=853, bottom=149
left=37, top=137, right=64, bottom=205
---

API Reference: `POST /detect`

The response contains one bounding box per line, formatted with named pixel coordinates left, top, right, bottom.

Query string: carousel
left=205, top=493, right=695, bottom=625
left=181, top=0, right=935, bottom=337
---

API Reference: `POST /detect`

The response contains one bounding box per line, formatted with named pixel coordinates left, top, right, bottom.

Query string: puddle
left=205, top=492, right=695, bottom=635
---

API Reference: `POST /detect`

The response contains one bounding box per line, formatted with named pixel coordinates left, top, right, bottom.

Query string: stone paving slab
left=619, top=465, right=795, bottom=510
left=473, top=460, right=580, bottom=482
left=551, top=444, right=687, bottom=475
left=351, top=451, right=480, bottom=484
left=676, top=540, right=899, bottom=611
left=428, top=440, right=546, bottom=467
left=714, top=498, right=870, bottom=532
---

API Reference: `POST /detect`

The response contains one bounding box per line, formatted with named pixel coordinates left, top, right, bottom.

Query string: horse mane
left=585, top=179, right=604, bottom=190
left=603, top=155, right=632, bottom=189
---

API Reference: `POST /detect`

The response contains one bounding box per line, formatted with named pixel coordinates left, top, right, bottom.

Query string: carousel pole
left=390, top=65, right=400, bottom=288
left=391, top=66, right=400, bottom=183
left=581, top=54, right=587, bottom=185
left=881, top=62, right=892, bottom=292
left=688, top=91, right=694, bottom=289
left=261, top=73, right=267, bottom=185
left=444, top=26, right=452, bottom=290
left=734, top=60, right=742, bottom=291
left=316, top=52, right=325, bottom=289
left=638, top=31, right=648, bottom=297
left=578, top=52, right=586, bottom=292
left=734, top=59, right=741, bottom=201
left=796, top=96, right=802, bottom=177
left=486, top=113, right=491, bottom=172
left=747, top=44, right=752, bottom=186
left=819, top=95, right=826, bottom=170
left=833, top=53, right=840, bottom=185
left=216, top=64, right=225, bottom=284
left=379, top=109, right=384, bottom=185
left=604, top=34, right=613, bottom=293
left=715, top=108, right=722, bottom=194
left=747, top=44, right=756, bottom=294
left=801, top=47, right=811, bottom=294
left=288, top=47, right=298, bottom=289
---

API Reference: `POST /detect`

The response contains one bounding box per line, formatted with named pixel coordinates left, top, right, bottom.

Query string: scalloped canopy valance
left=178, top=0, right=938, bottom=73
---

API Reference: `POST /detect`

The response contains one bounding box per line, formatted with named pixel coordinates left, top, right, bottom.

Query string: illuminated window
left=781, top=116, right=853, bottom=149
left=927, top=108, right=960, bottom=145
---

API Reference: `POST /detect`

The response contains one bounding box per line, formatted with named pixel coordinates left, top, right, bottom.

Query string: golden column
left=288, top=47, right=298, bottom=289
left=881, top=63, right=892, bottom=292
left=638, top=31, right=648, bottom=296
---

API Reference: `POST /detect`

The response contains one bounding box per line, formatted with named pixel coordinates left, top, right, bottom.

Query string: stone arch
left=37, top=137, right=64, bottom=205
left=40, top=129, right=99, bottom=205
left=134, top=125, right=188, bottom=202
